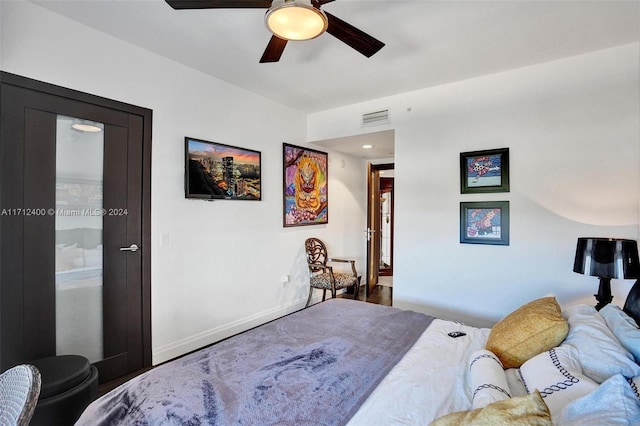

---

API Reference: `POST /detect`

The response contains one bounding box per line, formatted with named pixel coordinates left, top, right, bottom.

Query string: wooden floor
left=337, top=283, right=392, bottom=306
left=97, top=366, right=154, bottom=397
left=97, top=284, right=392, bottom=397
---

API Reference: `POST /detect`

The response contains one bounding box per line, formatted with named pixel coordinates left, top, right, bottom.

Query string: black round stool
left=29, top=355, right=99, bottom=426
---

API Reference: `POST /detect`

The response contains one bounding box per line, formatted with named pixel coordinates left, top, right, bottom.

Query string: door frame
left=366, top=162, right=394, bottom=297
left=0, top=71, right=152, bottom=372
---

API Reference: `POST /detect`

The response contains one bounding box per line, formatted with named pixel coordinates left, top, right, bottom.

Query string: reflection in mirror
left=55, top=115, right=104, bottom=363
left=379, top=175, right=393, bottom=275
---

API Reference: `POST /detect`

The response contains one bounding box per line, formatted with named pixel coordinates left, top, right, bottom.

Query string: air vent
left=361, top=109, right=389, bottom=127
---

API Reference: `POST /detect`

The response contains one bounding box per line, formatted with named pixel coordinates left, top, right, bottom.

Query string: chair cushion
left=310, top=272, right=357, bottom=290
left=30, top=355, right=91, bottom=399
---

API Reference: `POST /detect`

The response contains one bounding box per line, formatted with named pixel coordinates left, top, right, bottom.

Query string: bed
left=76, top=286, right=640, bottom=426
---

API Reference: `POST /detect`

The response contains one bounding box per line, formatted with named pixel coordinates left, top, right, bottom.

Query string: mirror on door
left=379, top=172, right=393, bottom=278
left=367, top=163, right=393, bottom=297
left=55, top=115, right=105, bottom=363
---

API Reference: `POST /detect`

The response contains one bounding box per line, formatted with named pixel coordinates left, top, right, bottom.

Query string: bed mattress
left=76, top=299, right=435, bottom=425
left=348, top=319, right=491, bottom=425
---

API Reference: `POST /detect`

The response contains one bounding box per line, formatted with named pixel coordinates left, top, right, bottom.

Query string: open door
left=366, top=163, right=394, bottom=297
left=366, top=165, right=380, bottom=296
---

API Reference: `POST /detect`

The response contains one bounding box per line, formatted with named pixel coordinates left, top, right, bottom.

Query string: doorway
left=366, top=163, right=394, bottom=298
left=0, top=72, right=152, bottom=383
left=379, top=176, right=394, bottom=278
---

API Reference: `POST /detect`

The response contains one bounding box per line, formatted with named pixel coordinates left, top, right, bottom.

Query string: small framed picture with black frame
left=460, top=148, right=509, bottom=194
left=460, top=201, right=509, bottom=246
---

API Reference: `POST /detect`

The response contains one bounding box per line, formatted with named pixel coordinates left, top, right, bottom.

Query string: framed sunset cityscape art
left=185, top=137, right=261, bottom=200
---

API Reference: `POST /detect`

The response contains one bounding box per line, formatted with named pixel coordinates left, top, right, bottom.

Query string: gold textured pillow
left=429, top=391, right=551, bottom=426
left=486, top=297, right=568, bottom=368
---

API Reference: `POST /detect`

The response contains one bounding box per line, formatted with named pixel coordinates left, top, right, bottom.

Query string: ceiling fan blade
left=165, top=0, right=271, bottom=9
left=325, top=11, right=384, bottom=58
left=260, top=35, right=288, bottom=63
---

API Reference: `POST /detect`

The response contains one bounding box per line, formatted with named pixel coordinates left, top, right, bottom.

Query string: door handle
left=120, top=244, right=139, bottom=252
left=364, top=228, right=376, bottom=241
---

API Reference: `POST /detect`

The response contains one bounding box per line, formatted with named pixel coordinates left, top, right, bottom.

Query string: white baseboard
left=152, top=297, right=309, bottom=365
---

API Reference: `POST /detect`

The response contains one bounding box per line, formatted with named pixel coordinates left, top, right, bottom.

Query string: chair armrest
left=327, top=257, right=354, bottom=264
left=308, top=262, right=332, bottom=273
left=327, top=258, right=358, bottom=277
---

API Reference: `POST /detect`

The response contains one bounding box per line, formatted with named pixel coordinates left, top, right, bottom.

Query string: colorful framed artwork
left=460, top=148, right=509, bottom=194
left=283, top=143, right=328, bottom=227
left=460, top=201, right=509, bottom=245
left=185, top=137, right=261, bottom=200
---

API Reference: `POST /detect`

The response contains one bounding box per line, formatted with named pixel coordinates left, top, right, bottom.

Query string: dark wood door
left=0, top=73, right=151, bottom=383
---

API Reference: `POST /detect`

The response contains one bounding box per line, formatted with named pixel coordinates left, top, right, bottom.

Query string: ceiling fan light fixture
left=265, top=0, right=328, bottom=41
left=71, top=119, right=103, bottom=133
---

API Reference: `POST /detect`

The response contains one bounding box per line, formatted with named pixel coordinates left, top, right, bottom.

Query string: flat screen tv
left=185, top=137, right=261, bottom=201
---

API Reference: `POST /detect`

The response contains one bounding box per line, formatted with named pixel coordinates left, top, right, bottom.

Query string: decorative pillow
left=56, top=243, right=83, bottom=271
left=562, top=304, right=640, bottom=383
left=55, top=244, right=67, bottom=271
left=599, top=303, right=640, bottom=363
left=468, top=350, right=511, bottom=409
left=518, top=346, right=598, bottom=418
left=486, top=297, right=568, bottom=368
left=556, top=374, right=640, bottom=425
left=83, top=247, right=103, bottom=268
left=429, top=391, right=551, bottom=426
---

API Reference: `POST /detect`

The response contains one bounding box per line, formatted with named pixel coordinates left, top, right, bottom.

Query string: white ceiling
left=29, top=0, right=640, bottom=159
left=311, top=129, right=395, bottom=159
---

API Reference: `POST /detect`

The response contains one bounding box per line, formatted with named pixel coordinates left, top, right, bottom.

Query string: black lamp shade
left=573, top=238, right=640, bottom=279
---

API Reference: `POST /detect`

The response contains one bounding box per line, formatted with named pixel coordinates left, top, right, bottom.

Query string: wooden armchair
left=304, top=238, right=360, bottom=307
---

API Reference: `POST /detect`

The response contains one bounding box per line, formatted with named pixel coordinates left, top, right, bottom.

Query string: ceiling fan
left=165, top=0, right=385, bottom=63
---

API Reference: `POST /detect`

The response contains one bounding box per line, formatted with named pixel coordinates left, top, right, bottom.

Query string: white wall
left=1, top=1, right=366, bottom=364
left=4, top=0, right=638, bottom=361
left=309, top=43, right=640, bottom=327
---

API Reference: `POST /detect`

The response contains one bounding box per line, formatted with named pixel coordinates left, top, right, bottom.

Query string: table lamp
left=573, top=238, right=640, bottom=310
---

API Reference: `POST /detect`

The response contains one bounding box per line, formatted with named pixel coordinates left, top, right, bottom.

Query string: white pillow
left=468, top=350, right=511, bottom=409
left=562, top=304, right=640, bottom=383
left=518, top=346, right=598, bottom=418
left=56, top=243, right=82, bottom=271
left=83, top=248, right=103, bottom=268
left=556, top=374, right=640, bottom=426
left=599, top=303, right=640, bottom=364
left=504, top=368, right=528, bottom=398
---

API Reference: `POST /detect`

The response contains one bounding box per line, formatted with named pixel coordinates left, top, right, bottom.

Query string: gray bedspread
left=76, top=299, right=434, bottom=426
